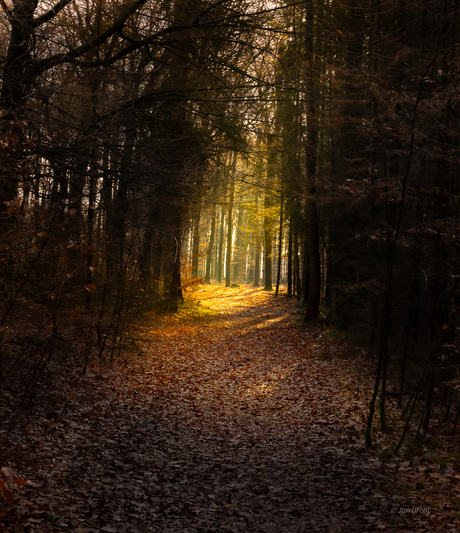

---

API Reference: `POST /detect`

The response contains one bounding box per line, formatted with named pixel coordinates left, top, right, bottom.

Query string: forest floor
left=1, top=285, right=460, bottom=532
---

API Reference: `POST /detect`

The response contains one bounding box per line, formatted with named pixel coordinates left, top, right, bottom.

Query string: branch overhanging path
left=2, top=286, right=403, bottom=532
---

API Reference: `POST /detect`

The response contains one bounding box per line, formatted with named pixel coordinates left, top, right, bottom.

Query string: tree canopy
left=1, top=0, right=460, bottom=445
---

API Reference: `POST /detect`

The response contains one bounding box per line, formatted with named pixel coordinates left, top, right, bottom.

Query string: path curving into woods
left=1, top=285, right=424, bottom=532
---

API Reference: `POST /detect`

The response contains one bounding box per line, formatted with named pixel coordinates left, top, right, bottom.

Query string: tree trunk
left=287, top=217, right=293, bottom=296
left=275, top=189, right=284, bottom=296
left=294, top=229, right=301, bottom=299
left=217, top=206, right=225, bottom=284
left=205, top=202, right=216, bottom=283
left=263, top=188, right=274, bottom=291
left=225, top=175, right=235, bottom=287
left=192, top=207, right=201, bottom=279
left=232, top=206, right=244, bottom=281
left=304, top=0, right=321, bottom=321
left=253, top=189, right=261, bottom=286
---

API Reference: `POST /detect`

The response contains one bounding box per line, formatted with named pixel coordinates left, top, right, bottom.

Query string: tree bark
left=275, top=189, right=284, bottom=296
left=225, top=175, right=235, bottom=287
left=304, top=0, right=321, bottom=321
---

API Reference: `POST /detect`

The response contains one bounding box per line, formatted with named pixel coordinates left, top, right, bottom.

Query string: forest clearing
left=1, top=285, right=460, bottom=533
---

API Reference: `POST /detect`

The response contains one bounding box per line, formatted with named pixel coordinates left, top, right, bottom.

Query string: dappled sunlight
left=251, top=313, right=291, bottom=329
left=131, top=284, right=366, bottom=435
left=242, top=381, right=277, bottom=398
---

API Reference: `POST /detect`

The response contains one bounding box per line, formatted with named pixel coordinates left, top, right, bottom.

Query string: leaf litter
left=1, top=285, right=459, bottom=532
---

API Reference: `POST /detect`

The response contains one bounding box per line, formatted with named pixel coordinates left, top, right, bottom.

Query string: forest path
left=125, top=284, right=396, bottom=532
left=3, top=285, right=410, bottom=532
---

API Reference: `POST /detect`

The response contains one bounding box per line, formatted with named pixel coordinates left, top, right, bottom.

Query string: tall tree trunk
left=232, top=206, right=244, bottom=281
left=294, top=229, right=301, bottom=299
left=287, top=216, right=293, bottom=296
left=86, top=165, right=97, bottom=310
left=238, top=211, right=251, bottom=281
left=263, top=186, right=274, bottom=291
left=192, top=206, right=201, bottom=278
left=225, top=175, right=235, bottom=287
left=275, top=188, right=284, bottom=296
left=304, top=0, right=321, bottom=321
left=205, top=202, right=216, bottom=283
left=217, top=206, right=225, bottom=284
left=253, top=189, right=261, bottom=286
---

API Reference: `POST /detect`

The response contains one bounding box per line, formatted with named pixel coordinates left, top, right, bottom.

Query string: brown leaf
left=0, top=480, right=13, bottom=505
left=1, top=467, right=14, bottom=479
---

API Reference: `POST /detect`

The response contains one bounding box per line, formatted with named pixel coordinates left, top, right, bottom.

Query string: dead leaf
left=1, top=467, right=14, bottom=479
left=0, top=480, right=13, bottom=505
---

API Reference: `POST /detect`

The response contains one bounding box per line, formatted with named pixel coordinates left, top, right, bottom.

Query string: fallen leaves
left=0, top=284, right=459, bottom=532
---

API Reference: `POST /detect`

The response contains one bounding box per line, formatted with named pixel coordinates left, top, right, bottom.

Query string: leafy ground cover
left=1, top=285, right=460, bottom=532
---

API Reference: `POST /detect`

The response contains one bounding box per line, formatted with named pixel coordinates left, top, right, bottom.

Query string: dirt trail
left=2, top=286, right=404, bottom=532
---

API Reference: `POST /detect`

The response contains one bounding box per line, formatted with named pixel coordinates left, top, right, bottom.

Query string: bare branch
left=32, top=0, right=73, bottom=28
